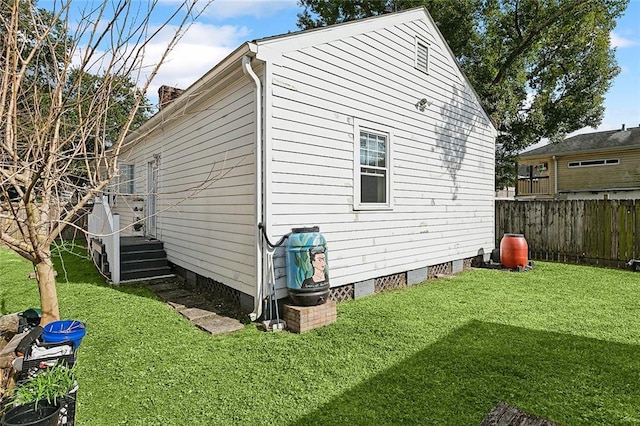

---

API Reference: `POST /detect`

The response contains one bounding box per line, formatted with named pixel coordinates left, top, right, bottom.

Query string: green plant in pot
left=3, top=365, right=77, bottom=426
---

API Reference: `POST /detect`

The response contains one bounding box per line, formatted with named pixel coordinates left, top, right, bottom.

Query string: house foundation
left=171, top=257, right=476, bottom=319
left=327, top=257, right=476, bottom=302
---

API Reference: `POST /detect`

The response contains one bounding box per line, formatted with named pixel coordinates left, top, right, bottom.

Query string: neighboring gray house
left=106, top=7, right=497, bottom=319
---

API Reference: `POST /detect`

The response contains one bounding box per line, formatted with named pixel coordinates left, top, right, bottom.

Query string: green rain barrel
left=286, top=227, right=329, bottom=306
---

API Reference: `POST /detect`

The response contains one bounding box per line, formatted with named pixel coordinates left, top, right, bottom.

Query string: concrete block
left=453, top=259, right=464, bottom=274
left=185, top=270, right=197, bottom=286
left=407, top=267, right=428, bottom=285
left=193, top=315, right=244, bottom=335
left=353, top=279, right=375, bottom=299
left=284, top=301, right=337, bottom=333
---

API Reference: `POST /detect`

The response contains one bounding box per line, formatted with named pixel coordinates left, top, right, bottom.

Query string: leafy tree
left=297, top=0, right=627, bottom=188
left=0, top=0, right=209, bottom=325
left=62, top=69, right=152, bottom=148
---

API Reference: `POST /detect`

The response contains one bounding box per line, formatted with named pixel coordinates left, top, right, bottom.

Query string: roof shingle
left=520, top=126, right=640, bottom=158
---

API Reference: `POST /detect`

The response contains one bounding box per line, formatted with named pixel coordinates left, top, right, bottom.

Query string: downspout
left=242, top=53, right=264, bottom=322
left=552, top=155, right=558, bottom=197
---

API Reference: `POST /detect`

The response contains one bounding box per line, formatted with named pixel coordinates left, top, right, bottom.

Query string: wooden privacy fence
left=496, top=199, right=640, bottom=268
left=1, top=205, right=89, bottom=242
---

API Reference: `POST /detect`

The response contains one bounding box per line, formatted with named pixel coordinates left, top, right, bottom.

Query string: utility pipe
left=242, top=54, right=264, bottom=322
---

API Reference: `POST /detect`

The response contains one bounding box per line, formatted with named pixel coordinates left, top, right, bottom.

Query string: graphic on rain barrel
left=286, top=227, right=329, bottom=306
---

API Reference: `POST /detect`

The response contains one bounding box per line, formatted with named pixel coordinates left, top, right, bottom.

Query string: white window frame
left=415, top=37, right=429, bottom=74
left=568, top=158, right=619, bottom=168
left=353, top=119, right=393, bottom=211
left=119, top=163, right=135, bottom=195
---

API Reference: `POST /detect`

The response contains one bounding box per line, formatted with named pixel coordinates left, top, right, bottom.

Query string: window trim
left=568, top=158, right=619, bottom=168
left=415, top=37, right=429, bottom=74
left=353, top=119, right=393, bottom=211
left=119, top=162, right=135, bottom=195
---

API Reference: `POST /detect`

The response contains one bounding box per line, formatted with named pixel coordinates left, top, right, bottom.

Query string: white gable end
left=257, top=7, right=494, bottom=133
left=258, top=8, right=497, bottom=291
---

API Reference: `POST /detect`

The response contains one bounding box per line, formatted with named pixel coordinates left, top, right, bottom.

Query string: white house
left=108, top=7, right=497, bottom=320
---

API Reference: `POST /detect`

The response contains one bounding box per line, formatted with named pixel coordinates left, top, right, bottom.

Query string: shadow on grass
left=51, top=242, right=156, bottom=299
left=51, top=242, right=249, bottom=321
left=292, top=320, right=640, bottom=425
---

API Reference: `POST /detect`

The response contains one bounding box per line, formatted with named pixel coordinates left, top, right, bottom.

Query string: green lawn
left=1, top=245, right=639, bottom=425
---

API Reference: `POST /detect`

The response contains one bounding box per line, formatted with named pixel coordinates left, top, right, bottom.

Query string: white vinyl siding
left=264, top=10, right=496, bottom=291
left=113, top=68, right=257, bottom=295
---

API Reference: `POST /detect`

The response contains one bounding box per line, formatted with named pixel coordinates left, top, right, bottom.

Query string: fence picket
left=496, top=199, right=638, bottom=268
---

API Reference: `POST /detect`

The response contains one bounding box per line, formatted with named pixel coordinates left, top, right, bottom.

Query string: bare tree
left=0, top=0, right=212, bottom=325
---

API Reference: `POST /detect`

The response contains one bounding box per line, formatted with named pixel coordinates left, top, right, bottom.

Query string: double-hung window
left=354, top=120, right=392, bottom=210
left=119, top=163, right=135, bottom=195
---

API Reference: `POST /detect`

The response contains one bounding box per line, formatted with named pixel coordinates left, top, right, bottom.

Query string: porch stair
left=120, top=237, right=173, bottom=282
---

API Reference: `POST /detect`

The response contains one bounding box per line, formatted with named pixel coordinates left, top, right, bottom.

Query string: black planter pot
left=1, top=400, right=61, bottom=426
left=58, top=382, right=78, bottom=426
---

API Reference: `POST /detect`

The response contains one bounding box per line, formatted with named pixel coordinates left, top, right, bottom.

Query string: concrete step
left=120, top=266, right=173, bottom=281
left=121, top=258, right=168, bottom=271
left=120, top=238, right=164, bottom=253
left=121, top=249, right=167, bottom=262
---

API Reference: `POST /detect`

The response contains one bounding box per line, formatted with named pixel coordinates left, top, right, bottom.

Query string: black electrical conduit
left=258, top=223, right=289, bottom=249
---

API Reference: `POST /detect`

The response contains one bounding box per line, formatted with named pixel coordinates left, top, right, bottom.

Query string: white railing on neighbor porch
left=88, top=195, right=120, bottom=284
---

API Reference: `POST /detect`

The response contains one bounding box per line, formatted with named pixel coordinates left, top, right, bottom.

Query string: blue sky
left=53, top=0, right=639, bottom=135
left=156, top=0, right=639, bottom=135
left=604, top=0, right=640, bottom=132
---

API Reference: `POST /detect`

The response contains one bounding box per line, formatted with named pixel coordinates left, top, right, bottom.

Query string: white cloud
left=206, top=0, right=298, bottom=19
left=137, top=22, right=251, bottom=103
left=610, top=32, right=639, bottom=48
left=69, top=18, right=251, bottom=107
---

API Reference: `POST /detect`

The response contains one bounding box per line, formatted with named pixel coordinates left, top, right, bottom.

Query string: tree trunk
left=35, top=258, right=60, bottom=326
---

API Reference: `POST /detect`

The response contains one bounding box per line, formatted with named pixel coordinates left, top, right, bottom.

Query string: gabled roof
left=128, top=7, right=495, bottom=143
left=520, top=126, right=640, bottom=158
left=255, top=7, right=428, bottom=47
left=255, top=7, right=430, bottom=51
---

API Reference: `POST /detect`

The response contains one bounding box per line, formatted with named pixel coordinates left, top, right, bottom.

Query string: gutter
left=558, top=187, right=640, bottom=193
left=519, top=143, right=639, bottom=160
left=242, top=46, right=264, bottom=322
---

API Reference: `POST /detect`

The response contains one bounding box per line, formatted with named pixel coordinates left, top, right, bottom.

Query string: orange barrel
left=500, top=234, right=528, bottom=269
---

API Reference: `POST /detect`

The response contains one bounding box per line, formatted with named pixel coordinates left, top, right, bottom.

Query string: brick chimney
left=158, top=85, right=184, bottom=110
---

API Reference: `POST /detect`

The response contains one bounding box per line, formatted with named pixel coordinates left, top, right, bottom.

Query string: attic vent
left=416, top=40, right=429, bottom=74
